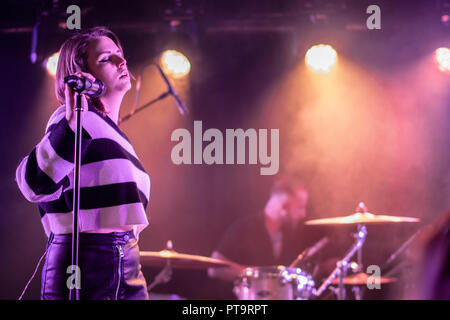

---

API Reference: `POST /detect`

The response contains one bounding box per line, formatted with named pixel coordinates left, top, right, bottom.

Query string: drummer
left=208, top=177, right=334, bottom=283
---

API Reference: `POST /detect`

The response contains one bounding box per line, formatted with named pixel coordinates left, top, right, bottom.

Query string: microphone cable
left=18, top=238, right=52, bottom=300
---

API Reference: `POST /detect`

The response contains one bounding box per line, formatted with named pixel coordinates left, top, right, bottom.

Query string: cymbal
left=305, top=212, right=420, bottom=226
left=140, top=249, right=233, bottom=270
left=330, top=272, right=397, bottom=285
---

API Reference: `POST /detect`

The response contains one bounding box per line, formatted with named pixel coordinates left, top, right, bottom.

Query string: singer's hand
left=65, top=71, right=96, bottom=131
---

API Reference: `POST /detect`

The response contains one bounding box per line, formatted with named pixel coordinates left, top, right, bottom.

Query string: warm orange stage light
left=45, top=52, right=60, bottom=77
left=305, top=44, right=338, bottom=73
left=160, top=50, right=191, bottom=78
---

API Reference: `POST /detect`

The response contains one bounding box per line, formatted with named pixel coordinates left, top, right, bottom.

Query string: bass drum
left=233, top=265, right=315, bottom=300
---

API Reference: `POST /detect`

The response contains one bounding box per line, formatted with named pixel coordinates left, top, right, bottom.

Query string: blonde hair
left=55, top=26, right=124, bottom=113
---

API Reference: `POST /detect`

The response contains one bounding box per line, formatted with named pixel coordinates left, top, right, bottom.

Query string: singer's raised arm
left=15, top=105, right=92, bottom=203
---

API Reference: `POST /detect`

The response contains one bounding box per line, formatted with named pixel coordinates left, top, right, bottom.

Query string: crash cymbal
left=330, top=272, right=397, bottom=285
left=140, top=249, right=233, bottom=269
left=305, top=212, right=420, bottom=225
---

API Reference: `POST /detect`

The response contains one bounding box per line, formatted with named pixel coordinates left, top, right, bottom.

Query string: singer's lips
left=119, top=71, right=128, bottom=78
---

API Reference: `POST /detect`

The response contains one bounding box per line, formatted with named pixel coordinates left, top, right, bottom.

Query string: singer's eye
left=99, top=57, right=110, bottom=63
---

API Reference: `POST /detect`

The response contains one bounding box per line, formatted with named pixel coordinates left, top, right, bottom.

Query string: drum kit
left=140, top=202, right=420, bottom=300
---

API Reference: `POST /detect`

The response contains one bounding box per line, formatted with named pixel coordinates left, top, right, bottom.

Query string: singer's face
left=86, top=36, right=131, bottom=95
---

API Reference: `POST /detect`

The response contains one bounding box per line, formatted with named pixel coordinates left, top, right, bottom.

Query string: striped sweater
left=15, top=104, right=150, bottom=237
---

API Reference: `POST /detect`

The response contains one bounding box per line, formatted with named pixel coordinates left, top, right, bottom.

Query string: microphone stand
left=119, top=91, right=171, bottom=124
left=119, top=63, right=187, bottom=124
left=69, top=92, right=83, bottom=300
left=382, top=227, right=423, bottom=272
left=67, top=65, right=185, bottom=298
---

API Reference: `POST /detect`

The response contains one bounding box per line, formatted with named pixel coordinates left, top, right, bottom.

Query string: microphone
left=155, top=64, right=188, bottom=115
left=64, top=75, right=106, bottom=98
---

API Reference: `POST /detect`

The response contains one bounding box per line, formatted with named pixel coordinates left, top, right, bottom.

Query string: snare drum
left=233, top=266, right=315, bottom=300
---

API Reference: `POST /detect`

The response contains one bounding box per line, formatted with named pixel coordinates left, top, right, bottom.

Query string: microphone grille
left=90, top=79, right=106, bottom=98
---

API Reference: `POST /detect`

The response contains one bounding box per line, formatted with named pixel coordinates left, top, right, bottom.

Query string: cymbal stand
left=314, top=225, right=367, bottom=300
left=352, top=223, right=365, bottom=300
left=147, top=241, right=174, bottom=292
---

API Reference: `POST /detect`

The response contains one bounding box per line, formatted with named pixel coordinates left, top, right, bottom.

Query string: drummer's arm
left=208, top=251, right=244, bottom=282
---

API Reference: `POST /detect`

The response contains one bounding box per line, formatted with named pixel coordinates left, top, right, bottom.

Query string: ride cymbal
left=305, top=212, right=419, bottom=225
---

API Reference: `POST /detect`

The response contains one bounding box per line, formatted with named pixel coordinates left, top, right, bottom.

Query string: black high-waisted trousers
left=41, top=231, right=149, bottom=300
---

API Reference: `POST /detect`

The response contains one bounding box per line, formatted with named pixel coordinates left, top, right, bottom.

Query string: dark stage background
left=0, top=0, right=449, bottom=300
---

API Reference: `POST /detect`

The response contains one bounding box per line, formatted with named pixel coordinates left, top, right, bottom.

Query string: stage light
left=44, top=52, right=59, bottom=77
left=305, top=44, right=338, bottom=73
left=435, top=47, right=450, bottom=72
left=442, top=14, right=450, bottom=24
left=435, top=47, right=450, bottom=73
left=160, top=49, right=191, bottom=78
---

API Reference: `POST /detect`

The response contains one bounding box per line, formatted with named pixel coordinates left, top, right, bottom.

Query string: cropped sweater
left=15, top=104, right=150, bottom=237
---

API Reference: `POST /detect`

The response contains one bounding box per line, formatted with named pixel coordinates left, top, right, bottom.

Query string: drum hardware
left=349, top=261, right=362, bottom=273
left=142, top=204, right=421, bottom=300
left=233, top=266, right=315, bottom=300
left=304, top=208, right=420, bottom=226
left=312, top=202, right=370, bottom=300
left=289, top=237, right=329, bottom=268
left=232, top=202, right=419, bottom=300
left=232, top=237, right=328, bottom=300
left=329, top=272, right=397, bottom=285
left=313, top=223, right=368, bottom=300
left=147, top=241, right=173, bottom=292
left=306, top=202, right=420, bottom=300
left=356, top=227, right=424, bottom=299
left=141, top=240, right=233, bottom=293
left=328, top=271, right=398, bottom=300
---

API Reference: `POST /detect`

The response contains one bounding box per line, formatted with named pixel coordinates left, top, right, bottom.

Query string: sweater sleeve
left=16, top=109, right=92, bottom=203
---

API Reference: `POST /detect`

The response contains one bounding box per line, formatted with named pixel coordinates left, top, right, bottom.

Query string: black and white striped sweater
left=15, top=104, right=150, bottom=237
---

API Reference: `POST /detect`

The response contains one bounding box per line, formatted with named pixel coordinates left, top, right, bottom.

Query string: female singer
left=16, top=27, right=150, bottom=300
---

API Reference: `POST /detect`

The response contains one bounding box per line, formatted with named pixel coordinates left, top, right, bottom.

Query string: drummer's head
left=268, top=177, right=309, bottom=224
left=264, top=188, right=289, bottom=222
